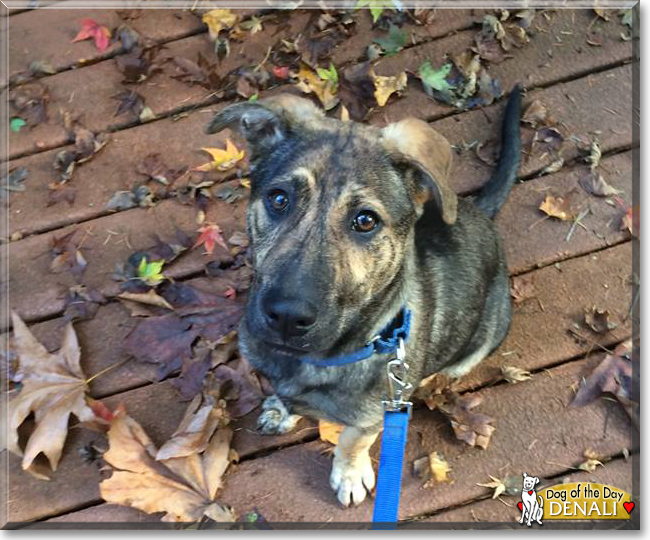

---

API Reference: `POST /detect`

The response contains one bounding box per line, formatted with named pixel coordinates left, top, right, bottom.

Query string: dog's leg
left=518, top=504, right=526, bottom=524
left=330, top=426, right=379, bottom=507
left=256, top=395, right=303, bottom=435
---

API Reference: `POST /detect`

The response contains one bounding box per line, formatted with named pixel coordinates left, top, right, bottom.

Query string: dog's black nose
left=263, top=293, right=317, bottom=339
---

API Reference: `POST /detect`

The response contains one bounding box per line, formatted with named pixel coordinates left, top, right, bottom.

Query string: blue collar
left=296, top=308, right=412, bottom=367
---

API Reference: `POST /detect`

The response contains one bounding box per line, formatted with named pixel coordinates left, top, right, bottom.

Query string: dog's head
left=522, top=473, right=540, bottom=491
left=206, top=94, right=456, bottom=358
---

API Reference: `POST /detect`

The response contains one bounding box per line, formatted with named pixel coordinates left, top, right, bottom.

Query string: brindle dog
left=205, top=87, right=522, bottom=507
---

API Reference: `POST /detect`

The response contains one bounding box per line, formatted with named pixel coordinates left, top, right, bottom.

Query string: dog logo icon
left=518, top=472, right=543, bottom=526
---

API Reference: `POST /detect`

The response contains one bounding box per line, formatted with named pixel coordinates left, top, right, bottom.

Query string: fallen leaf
left=584, top=306, right=617, bottom=333
left=477, top=475, right=507, bottom=499
left=195, top=140, right=245, bottom=172
left=1, top=167, right=28, bottom=200
left=572, top=340, right=636, bottom=424
left=501, top=366, right=531, bottom=384
left=194, top=223, right=228, bottom=255
left=99, top=407, right=235, bottom=523
left=9, top=83, right=49, bottom=127
left=319, top=420, right=344, bottom=445
left=427, top=390, right=495, bottom=449
left=521, top=99, right=549, bottom=128
left=594, top=7, right=610, bottom=21
left=578, top=458, right=603, bottom=472
left=202, top=9, right=238, bottom=41
left=419, top=61, right=454, bottom=93
left=371, top=70, right=407, bottom=107
left=105, top=185, right=153, bottom=211
left=137, top=257, right=165, bottom=287
left=373, top=23, right=407, bottom=56
left=62, top=285, right=106, bottom=323
left=510, top=275, right=535, bottom=304
left=619, top=9, right=633, bottom=28
left=339, top=62, right=376, bottom=121
left=621, top=206, right=637, bottom=237
left=539, top=192, right=575, bottom=220
left=72, top=18, right=112, bottom=52
left=8, top=312, right=95, bottom=479
left=579, top=170, right=622, bottom=197
left=49, top=229, right=87, bottom=278
left=118, top=289, right=174, bottom=311
left=427, top=452, right=453, bottom=484
left=294, top=64, right=339, bottom=110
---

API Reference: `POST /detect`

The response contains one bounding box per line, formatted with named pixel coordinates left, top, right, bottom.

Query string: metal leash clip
left=382, top=338, right=412, bottom=416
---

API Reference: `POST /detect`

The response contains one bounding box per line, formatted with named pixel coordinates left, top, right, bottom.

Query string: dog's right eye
left=267, top=189, right=289, bottom=213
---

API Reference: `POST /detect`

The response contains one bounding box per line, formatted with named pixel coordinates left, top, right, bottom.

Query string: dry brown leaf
left=100, top=406, right=235, bottom=523
left=156, top=392, right=228, bottom=460
left=434, top=391, right=495, bottom=449
left=477, top=474, right=506, bottom=499
left=539, top=157, right=565, bottom=175
left=202, top=9, right=238, bottom=41
left=501, top=366, right=531, bottom=384
left=118, top=289, right=174, bottom=311
left=370, top=70, right=407, bottom=107
left=521, top=99, right=549, bottom=128
left=510, top=275, right=535, bottom=304
left=8, top=312, right=95, bottom=479
left=319, top=419, right=344, bottom=445
left=539, top=192, right=575, bottom=220
left=294, top=65, right=339, bottom=110
left=584, top=306, right=617, bottom=334
left=579, top=170, right=622, bottom=197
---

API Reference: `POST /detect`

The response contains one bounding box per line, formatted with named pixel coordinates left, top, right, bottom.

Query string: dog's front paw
left=256, top=395, right=302, bottom=435
left=330, top=452, right=375, bottom=507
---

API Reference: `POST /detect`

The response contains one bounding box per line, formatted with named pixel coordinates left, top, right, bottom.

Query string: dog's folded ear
left=205, top=94, right=324, bottom=157
left=381, top=118, right=457, bottom=225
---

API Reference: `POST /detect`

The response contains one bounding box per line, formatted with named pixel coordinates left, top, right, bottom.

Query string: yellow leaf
left=538, top=192, right=575, bottom=220
left=8, top=312, right=95, bottom=479
left=319, top=419, right=344, bottom=445
left=428, top=451, right=453, bottom=484
left=195, top=139, right=245, bottom=172
left=371, top=70, right=407, bottom=107
left=294, top=65, right=339, bottom=111
left=202, top=9, right=238, bottom=41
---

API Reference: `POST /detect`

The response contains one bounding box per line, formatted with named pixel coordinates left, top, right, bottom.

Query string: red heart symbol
left=518, top=502, right=523, bottom=511
left=528, top=491, right=533, bottom=495
left=623, top=502, right=635, bottom=514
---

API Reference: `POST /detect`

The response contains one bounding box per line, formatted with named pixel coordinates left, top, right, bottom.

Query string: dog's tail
left=473, top=85, right=522, bottom=219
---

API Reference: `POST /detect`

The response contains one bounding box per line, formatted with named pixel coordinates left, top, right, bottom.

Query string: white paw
left=256, top=396, right=301, bottom=435
left=330, top=452, right=375, bottom=507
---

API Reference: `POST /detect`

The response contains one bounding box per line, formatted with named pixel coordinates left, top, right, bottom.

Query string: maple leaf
left=99, top=404, right=236, bottom=523
left=137, top=257, right=165, bottom=286
left=294, top=64, right=339, bottom=111
left=193, top=223, right=228, bottom=255
left=419, top=61, right=454, bottom=93
left=427, top=390, right=496, bottom=449
left=202, top=9, right=238, bottom=41
left=72, top=19, right=112, bottom=53
left=477, top=474, right=507, bottom=499
left=8, top=312, right=95, bottom=479
left=195, top=140, right=245, bottom=173
left=373, top=23, right=407, bottom=56
left=538, top=192, right=575, bottom=220
left=319, top=419, right=344, bottom=445
left=371, top=70, right=407, bottom=107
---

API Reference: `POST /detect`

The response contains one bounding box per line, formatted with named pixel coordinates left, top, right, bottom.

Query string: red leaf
left=72, top=19, right=112, bottom=53
left=273, top=65, right=290, bottom=79
left=88, top=398, right=115, bottom=422
left=193, top=223, right=228, bottom=255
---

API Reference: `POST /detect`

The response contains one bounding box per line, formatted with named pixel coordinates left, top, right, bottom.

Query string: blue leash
left=295, top=308, right=413, bottom=526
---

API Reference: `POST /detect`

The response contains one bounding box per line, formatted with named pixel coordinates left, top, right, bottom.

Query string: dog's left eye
left=267, top=189, right=289, bottom=212
left=352, top=210, right=380, bottom=233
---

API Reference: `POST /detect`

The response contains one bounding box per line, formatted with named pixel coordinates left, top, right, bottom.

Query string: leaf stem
left=85, top=358, right=130, bottom=385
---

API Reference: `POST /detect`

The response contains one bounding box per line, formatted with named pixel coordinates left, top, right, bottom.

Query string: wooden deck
left=1, top=5, right=638, bottom=529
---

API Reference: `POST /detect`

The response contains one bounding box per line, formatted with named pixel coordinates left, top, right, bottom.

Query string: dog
left=205, top=86, right=521, bottom=507
left=519, top=472, right=544, bottom=526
